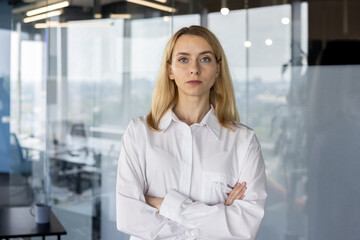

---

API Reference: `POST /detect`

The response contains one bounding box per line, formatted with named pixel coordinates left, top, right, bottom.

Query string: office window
left=8, top=1, right=360, bottom=240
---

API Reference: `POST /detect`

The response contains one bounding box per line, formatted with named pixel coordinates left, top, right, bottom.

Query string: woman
left=116, top=25, right=267, bottom=239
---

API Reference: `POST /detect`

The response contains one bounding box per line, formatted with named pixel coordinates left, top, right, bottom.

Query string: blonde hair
left=147, top=25, right=239, bottom=131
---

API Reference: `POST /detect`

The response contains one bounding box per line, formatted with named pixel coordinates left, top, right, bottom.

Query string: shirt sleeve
left=116, top=120, right=197, bottom=239
left=158, top=133, right=267, bottom=240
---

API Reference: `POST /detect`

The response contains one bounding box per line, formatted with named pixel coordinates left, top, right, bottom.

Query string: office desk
left=51, top=152, right=99, bottom=194
left=0, top=207, right=66, bottom=240
left=19, top=136, right=87, bottom=157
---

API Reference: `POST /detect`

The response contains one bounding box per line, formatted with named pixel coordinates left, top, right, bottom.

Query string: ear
left=216, top=61, right=221, bottom=78
left=168, top=64, right=174, bottom=80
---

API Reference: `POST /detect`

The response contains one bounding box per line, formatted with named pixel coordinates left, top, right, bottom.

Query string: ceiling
left=11, top=0, right=360, bottom=41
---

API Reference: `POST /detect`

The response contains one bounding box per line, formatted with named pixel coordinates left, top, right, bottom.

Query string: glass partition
left=9, top=11, right=49, bottom=206
left=8, top=0, right=360, bottom=239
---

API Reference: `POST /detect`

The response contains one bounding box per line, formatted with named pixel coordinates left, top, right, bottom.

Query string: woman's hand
left=145, top=195, right=164, bottom=211
left=225, top=182, right=247, bottom=206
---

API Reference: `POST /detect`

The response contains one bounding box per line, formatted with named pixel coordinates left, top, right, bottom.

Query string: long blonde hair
left=147, top=25, right=239, bottom=131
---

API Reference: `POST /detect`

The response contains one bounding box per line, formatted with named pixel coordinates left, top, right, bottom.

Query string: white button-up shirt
left=116, top=106, right=267, bottom=240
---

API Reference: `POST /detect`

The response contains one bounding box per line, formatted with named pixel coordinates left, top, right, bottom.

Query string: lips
left=187, top=80, right=202, bottom=85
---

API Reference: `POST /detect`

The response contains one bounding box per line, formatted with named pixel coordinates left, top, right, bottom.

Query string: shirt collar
left=203, top=105, right=221, bottom=140
left=158, top=107, right=177, bottom=131
left=158, top=105, right=221, bottom=140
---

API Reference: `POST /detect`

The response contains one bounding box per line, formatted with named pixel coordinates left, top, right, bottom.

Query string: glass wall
left=0, top=0, right=12, bottom=175
left=8, top=0, right=360, bottom=239
left=9, top=11, right=48, bottom=206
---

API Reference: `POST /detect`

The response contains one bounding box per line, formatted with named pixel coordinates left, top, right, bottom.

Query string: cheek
left=208, top=66, right=219, bottom=80
left=216, top=68, right=220, bottom=78
left=173, top=78, right=182, bottom=88
left=172, top=65, right=187, bottom=77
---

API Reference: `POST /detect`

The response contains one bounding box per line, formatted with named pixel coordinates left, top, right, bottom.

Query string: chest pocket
left=201, top=171, right=239, bottom=205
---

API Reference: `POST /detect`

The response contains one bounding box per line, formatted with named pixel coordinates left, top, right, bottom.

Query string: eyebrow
left=176, top=50, right=215, bottom=56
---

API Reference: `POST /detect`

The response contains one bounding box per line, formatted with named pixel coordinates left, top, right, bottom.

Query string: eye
left=178, top=58, right=188, bottom=63
left=201, top=56, right=211, bottom=63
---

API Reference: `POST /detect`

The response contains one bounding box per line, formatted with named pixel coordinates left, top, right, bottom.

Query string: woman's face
left=168, top=35, right=220, bottom=101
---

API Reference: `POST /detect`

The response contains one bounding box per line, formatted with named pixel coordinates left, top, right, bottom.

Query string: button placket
left=179, top=125, right=193, bottom=196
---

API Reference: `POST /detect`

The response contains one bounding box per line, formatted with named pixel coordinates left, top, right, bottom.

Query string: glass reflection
left=7, top=0, right=360, bottom=239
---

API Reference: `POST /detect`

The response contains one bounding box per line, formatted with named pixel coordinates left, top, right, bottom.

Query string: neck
left=173, top=95, right=211, bottom=126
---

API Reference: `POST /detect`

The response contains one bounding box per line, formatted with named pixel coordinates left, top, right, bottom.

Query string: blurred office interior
left=0, top=0, right=360, bottom=239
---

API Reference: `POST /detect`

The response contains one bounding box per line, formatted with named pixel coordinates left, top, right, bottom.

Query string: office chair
left=9, top=133, right=33, bottom=202
left=9, top=133, right=32, bottom=179
left=70, top=123, right=87, bottom=138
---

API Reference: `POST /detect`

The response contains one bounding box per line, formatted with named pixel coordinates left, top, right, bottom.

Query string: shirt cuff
left=159, top=189, right=188, bottom=222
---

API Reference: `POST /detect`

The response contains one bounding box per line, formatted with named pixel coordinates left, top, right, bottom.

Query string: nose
left=190, top=61, right=200, bottom=75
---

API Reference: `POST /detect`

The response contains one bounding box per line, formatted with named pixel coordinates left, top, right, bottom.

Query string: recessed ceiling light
left=265, top=39, right=273, bottom=46
left=244, top=41, right=252, bottom=48
left=281, top=17, right=290, bottom=25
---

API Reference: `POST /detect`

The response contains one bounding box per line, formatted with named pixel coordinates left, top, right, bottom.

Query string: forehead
left=173, top=34, right=213, bottom=54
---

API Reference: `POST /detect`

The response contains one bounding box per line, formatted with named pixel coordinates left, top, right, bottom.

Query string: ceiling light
left=34, top=21, right=62, bottom=28
left=154, top=0, right=167, bottom=3
left=126, top=0, right=176, bottom=13
left=220, top=0, right=229, bottom=15
left=265, top=39, right=273, bottom=46
left=26, top=1, right=69, bottom=17
left=110, top=14, right=132, bottom=19
left=281, top=17, right=290, bottom=25
left=244, top=41, right=252, bottom=48
left=24, top=10, right=62, bottom=23
left=220, top=7, right=229, bottom=15
left=34, top=20, right=113, bottom=29
left=94, top=13, right=102, bottom=19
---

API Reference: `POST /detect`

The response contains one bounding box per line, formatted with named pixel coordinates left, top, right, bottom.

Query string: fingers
left=145, top=195, right=156, bottom=208
left=145, top=195, right=155, bottom=205
left=144, top=195, right=163, bottom=211
left=225, top=182, right=247, bottom=206
left=144, top=195, right=150, bottom=204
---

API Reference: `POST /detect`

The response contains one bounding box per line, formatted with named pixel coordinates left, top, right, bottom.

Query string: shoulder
left=123, top=115, right=149, bottom=140
left=225, top=122, right=261, bottom=148
left=223, top=123, right=263, bottom=161
left=128, top=115, right=147, bottom=128
left=232, top=122, right=256, bottom=138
